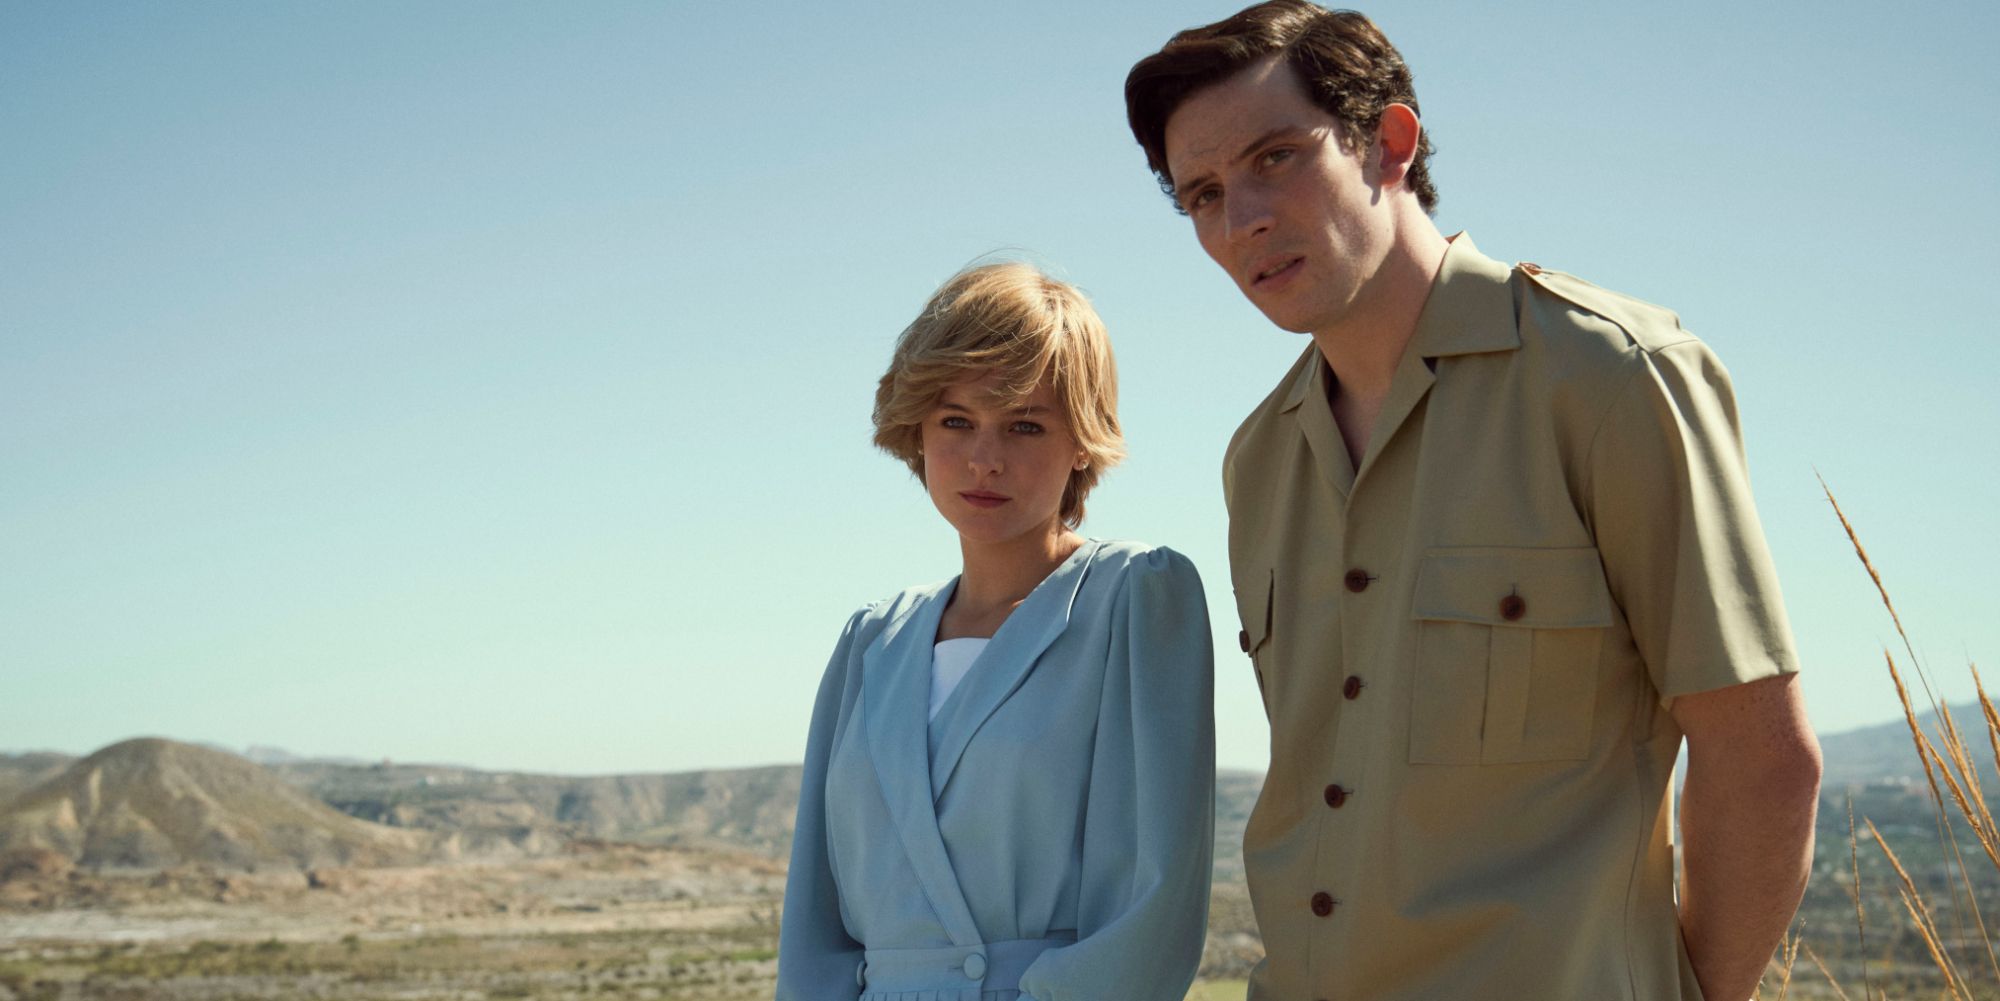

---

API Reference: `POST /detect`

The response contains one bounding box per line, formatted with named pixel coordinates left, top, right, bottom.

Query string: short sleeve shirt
left=1223, top=235, right=1798, bottom=1001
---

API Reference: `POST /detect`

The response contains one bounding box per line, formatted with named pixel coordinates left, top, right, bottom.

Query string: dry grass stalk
left=1819, top=475, right=1927, bottom=685
left=1922, top=729, right=2000, bottom=873
left=1846, top=796, right=1872, bottom=1001
left=1768, top=923, right=1802, bottom=1001
left=1891, top=650, right=2000, bottom=983
left=1974, top=662, right=2000, bottom=794
left=1887, top=651, right=1949, bottom=815
left=1800, top=941, right=1855, bottom=1001
left=1824, top=480, right=2000, bottom=999
left=1868, top=818, right=1970, bottom=999
left=1893, top=885, right=1968, bottom=1001
left=1883, top=648, right=1989, bottom=959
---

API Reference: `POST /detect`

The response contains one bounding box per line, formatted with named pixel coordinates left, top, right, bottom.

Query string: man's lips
left=960, top=491, right=1008, bottom=509
left=1250, top=256, right=1303, bottom=287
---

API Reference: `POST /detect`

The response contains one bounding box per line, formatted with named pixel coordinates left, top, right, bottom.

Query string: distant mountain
left=1819, top=702, right=1997, bottom=789
left=241, top=745, right=369, bottom=768
left=5, top=703, right=1987, bottom=876
left=0, top=739, right=431, bottom=871
left=0, top=753, right=75, bottom=812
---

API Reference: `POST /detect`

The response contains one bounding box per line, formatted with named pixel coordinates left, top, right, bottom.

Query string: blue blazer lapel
left=859, top=580, right=983, bottom=946
left=927, top=540, right=1101, bottom=801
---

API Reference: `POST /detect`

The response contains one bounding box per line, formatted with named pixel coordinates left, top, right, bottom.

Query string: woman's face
left=919, top=371, right=1084, bottom=549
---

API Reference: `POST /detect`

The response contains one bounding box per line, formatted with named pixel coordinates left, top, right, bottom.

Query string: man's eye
left=1188, top=188, right=1219, bottom=210
left=1260, top=147, right=1293, bottom=167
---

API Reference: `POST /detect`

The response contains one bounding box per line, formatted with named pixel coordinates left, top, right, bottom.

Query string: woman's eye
left=1010, top=421, right=1045, bottom=435
left=940, top=415, right=971, bottom=429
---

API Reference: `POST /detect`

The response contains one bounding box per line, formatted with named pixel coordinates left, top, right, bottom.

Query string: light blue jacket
left=776, top=540, right=1216, bottom=1001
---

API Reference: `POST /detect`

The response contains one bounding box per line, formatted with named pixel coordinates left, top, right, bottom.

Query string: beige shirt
left=1225, top=236, right=1797, bottom=1001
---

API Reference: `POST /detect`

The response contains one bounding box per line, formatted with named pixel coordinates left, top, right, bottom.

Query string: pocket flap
left=1414, top=547, right=1613, bottom=629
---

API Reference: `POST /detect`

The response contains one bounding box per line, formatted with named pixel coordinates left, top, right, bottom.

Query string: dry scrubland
left=0, top=850, right=1261, bottom=1001
left=0, top=841, right=788, bottom=1000
left=1, top=491, right=1995, bottom=1000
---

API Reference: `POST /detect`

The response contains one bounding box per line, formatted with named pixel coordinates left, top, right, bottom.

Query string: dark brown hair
left=1124, top=1, right=1438, bottom=213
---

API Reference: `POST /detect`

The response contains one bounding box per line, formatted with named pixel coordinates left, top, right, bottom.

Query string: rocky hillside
left=278, top=755, right=1259, bottom=876
left=276, top=760, right=804, bottom=857
left=0, top=739, right=430, bottom=871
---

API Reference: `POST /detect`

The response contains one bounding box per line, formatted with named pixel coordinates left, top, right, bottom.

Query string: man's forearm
left=1677, top=747, right=1821, bottom=1001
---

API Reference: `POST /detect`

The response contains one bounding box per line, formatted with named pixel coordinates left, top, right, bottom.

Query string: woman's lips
left=960, top=491, right=1008, bottom=509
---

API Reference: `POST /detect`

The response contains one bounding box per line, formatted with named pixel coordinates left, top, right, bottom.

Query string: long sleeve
left=1016, top=548, right=1217, bottom=1001
left=774, top=610, right=868, bottom=1001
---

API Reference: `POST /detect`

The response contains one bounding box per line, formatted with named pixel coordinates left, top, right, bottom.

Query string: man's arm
left=1671, top=672, right=1822, bottom=1001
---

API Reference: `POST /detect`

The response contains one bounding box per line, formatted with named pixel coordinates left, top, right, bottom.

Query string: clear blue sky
left=4, top=1, right=1995, bottom=775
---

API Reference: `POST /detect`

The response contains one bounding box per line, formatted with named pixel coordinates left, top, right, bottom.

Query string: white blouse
left=928, top=637, right=990, bottom=722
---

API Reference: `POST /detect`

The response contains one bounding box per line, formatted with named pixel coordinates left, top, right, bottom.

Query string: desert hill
left=0, top=738, right=431, bottom=871
left=0, top=752, right=75, bottom=811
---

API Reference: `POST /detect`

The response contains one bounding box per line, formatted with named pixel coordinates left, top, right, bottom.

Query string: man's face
left=1163, top=56, right=1395, bottom=337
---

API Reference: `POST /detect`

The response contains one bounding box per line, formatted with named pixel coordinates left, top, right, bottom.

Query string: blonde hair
left=873, top=262, right=1123, bottom=529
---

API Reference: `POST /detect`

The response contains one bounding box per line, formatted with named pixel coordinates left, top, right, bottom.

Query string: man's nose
left=1224, top=186, right=1273, bottom=245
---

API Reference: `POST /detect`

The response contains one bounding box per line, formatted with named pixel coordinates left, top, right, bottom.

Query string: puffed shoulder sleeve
left=774, top=608, right=867, bottom=1001
left=1585, top=339, right=1799, bottom=704
left=1017, top=547, right=1217, bottom=1001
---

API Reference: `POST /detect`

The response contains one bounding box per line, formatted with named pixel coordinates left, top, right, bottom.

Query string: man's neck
left=1310, top=220, right=1451, bottom=466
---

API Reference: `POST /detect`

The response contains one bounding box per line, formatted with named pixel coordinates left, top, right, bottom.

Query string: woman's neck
left=940, top=526, right=1084, bottom=640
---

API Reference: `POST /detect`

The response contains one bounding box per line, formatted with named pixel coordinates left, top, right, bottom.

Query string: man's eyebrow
left=1173, top=125, right=1300, bottom=204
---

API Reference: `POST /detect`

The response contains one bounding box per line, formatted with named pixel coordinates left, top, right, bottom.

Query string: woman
left=776, top=262, right=1216, bottom=1001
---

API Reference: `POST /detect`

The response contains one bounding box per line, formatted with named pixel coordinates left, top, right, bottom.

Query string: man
left=1124, top=4, right=1823, bottom=1000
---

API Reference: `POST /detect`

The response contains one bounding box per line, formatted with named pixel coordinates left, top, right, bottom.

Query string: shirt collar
left=1280, top=232, right=1519, bottom=413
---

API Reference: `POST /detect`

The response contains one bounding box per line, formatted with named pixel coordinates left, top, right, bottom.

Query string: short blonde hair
left=873, top=262, right=1123, bottom=529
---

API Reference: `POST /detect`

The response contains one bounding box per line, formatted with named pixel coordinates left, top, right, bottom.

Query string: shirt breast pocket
left=1409, top=546, right=1614, bottom=765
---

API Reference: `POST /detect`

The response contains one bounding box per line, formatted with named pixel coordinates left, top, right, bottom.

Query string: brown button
left=1499, top=594, right=1527, bottom=621
left=1311, top=891, right=1335, bottom=916
left=1238, top=629, right=1250, bottom=653
left=1342, top=675, right=1364, bottom=700
left=1323, top=784, right=1348, bottom=808
left=1343, top=569, right=1370, bottom=593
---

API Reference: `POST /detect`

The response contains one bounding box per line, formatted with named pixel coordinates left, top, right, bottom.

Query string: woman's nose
left=967, top=434, right=1003, bottom=474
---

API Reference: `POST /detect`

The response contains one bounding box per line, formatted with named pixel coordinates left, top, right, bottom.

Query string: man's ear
left=1374, top=103, right=1422, bottom=190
